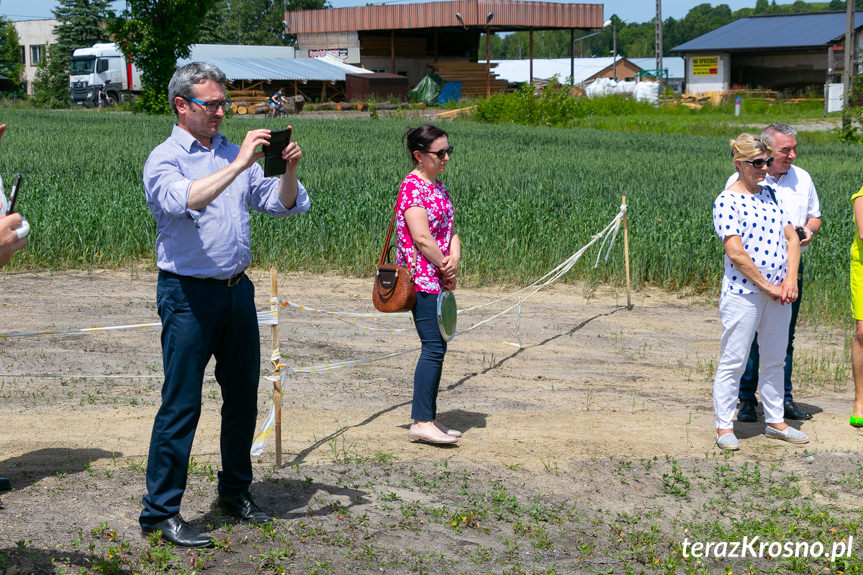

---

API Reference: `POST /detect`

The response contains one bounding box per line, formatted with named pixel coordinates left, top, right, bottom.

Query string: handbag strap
left=379, top=203, right=398, bottom=266
left=379, top=203, right=417, bottom=273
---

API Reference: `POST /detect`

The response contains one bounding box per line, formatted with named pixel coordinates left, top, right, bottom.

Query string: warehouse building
left=283, top=0, right=603, bottom=97
left=672, top=11, right=863, bottom=98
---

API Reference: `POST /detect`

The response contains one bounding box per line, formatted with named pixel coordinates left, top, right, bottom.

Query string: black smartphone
left=263, top=128, right=292, bottom=177
left=7, top=173, right=21, bottom=214
left=795, top=226, right=806, bottom=241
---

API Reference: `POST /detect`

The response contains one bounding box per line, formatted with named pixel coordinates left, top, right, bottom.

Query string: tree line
left=0, top=0, right=860, bottom=111
left=484, top=1, right=863, bottom=60
left=0, top=0, right=327, bottom=112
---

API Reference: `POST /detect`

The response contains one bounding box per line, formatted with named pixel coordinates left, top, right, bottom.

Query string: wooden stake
left=270, top=269, right=282, bottom=467
left=622, top=196, right=632, bottom=309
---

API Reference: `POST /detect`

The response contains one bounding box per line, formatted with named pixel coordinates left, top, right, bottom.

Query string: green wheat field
left=0, top=109, right=859, bottom=325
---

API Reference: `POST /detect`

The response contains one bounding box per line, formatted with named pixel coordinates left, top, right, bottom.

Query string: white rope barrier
left=0, top=311, right=279, bottom=338
left=279, top=299, right=410, bottom=319
left=274, top=206, right=626, bottom=377
left=0, top=207, right=626, bottom=456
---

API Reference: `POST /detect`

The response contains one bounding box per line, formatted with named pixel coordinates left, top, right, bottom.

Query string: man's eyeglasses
left=744, top=157, right=774, bottom=169
left=427, top=145, right=453, bottom=160
left=183, top=96, right=232, bottom=112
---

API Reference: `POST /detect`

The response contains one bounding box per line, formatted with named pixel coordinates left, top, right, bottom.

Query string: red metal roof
left=284, top=1, right=604, bottom=34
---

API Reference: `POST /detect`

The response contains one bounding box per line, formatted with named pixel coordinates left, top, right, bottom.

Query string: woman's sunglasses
left=427, top=145, right=453, bottom=160
left=744, top=157, right=774, bottom=169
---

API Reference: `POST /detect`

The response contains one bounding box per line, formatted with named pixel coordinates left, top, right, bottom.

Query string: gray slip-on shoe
left=716, top=433, right=740, bottom=451
left=765, top=426, right=808, bottom=444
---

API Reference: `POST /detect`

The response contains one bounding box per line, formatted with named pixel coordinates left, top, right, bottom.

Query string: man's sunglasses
left=427, top=145, right=453, bottom=160
left=183, top=96, right=232, bottom=112
left=744, top=157, right=774, bottom=169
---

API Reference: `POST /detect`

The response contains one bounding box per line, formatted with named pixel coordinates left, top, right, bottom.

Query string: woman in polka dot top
left=710, top=133, right=805, bottom=451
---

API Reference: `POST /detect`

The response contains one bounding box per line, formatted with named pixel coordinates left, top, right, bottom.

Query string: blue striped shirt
left=144, top=125, right=310, bottom=279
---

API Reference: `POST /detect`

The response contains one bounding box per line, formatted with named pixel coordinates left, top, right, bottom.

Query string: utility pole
left=844, top=0, right=855, bottom=111
left=655, top=0, right=663, bottom=78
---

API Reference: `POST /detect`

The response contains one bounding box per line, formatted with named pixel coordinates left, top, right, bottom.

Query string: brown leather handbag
left=372, top=204, right=416, bottom=313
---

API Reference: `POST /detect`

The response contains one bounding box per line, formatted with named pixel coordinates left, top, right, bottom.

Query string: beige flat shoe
left=434, top=420, right=462, bottom=437
left=408, top=427, right=458, bottom=444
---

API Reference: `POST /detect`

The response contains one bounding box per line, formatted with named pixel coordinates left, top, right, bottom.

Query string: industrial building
left=284, top=0, right=604, bottom=97
left=672, top=11, right=863, bottom=99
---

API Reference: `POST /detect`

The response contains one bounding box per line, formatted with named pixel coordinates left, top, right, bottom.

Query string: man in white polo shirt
left=726, top=123, right=821, bottom=422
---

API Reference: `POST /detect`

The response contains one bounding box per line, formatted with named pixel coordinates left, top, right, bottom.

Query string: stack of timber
left=230, top=88, right=270, bottom=115
left=431, top=62, right=509, bottom=98
left=229, top=88, right=305, bottom=115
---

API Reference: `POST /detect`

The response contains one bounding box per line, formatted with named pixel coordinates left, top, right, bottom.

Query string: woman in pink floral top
left=397, top=124, right=462, bottom=445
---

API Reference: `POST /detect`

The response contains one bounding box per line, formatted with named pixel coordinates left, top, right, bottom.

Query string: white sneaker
left=765, top=426, right=808, bottom=444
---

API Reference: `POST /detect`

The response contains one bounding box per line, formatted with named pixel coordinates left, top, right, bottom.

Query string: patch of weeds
left=142, top=536, right=179, bottom=571
left=469, top=545, right=493, bottom=564
left=187, top=456, right=216, bottom=481
left=616, top=460, right=633, bottom=484
left=328, top=434, right=361, bottom=464
left=373, top=451, right=397, bottom=464
left=662, top=458, right=691, bottom=498
left=487, top=479, right=520, bottom=520
left=539, top=456, right=559, bottom=474
left=256, top=546, right=296, bottom=573
left=448, top=508, right=483, bottom=532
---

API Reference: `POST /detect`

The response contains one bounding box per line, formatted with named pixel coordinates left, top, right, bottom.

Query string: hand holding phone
left=263, top=128, right=292, bottom=177
left=4, top=173, right=29, bottom=239
left=7, top=173, right=21, bottom=214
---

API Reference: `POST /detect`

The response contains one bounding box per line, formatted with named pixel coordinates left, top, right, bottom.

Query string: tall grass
left=0, top=109, right=859, bottom=325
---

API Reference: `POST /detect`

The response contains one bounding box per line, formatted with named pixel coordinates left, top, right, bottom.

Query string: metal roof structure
left=188, top=44, right=296, bottom=59
left=488, top=57, right=687, bottom=84
left=490, top=57, right=619, bottom=83
left=672, top=11, right=863, bottom=53
left=284, top=0, right=603, bottom=34
left=175, top=55, right=370, bottom=82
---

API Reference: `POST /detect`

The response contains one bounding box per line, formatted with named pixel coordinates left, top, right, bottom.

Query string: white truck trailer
left=69, top=43, right=141, bottom=106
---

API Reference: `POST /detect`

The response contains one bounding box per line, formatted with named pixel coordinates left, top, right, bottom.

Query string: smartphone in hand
left=7, top=173, right=21, bottom=214
left=263, top=128, right=292, bottom=177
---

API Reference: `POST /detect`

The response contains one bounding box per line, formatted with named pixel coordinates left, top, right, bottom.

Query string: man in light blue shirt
left=139, top=62, right=310, bottom=548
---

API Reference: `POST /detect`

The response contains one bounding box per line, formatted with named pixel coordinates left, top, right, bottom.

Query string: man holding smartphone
left=0, top=123, right=29, bottom=509
left=725, top=122, right=822, bottom=423
left=140, top=62, right=309, bottom=547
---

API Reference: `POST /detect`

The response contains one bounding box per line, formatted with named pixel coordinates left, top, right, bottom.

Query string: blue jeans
left=140, top=271, right=260, bottom=527
left=739, top=261, right=803, bottom=403
left=411, top=291, right=447, bottom=421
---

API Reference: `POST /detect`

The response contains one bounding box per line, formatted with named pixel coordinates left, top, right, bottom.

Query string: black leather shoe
left=141, top=515, right=214, bottom=548
left=737, top=400, right=758, bottom=422
left=216, top=492, right=271, bottom=524
left=784, top=400, right=812, bottom=420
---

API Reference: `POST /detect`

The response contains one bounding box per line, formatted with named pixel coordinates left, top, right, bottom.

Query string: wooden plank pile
left=430, top=62, right=509, bottom=98
left=230, top=88, right=270, bottom=115
left=229, top=88, right=305, bottom=115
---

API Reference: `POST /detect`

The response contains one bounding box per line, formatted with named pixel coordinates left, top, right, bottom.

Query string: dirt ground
left=0, top=269, right=858, bottom=573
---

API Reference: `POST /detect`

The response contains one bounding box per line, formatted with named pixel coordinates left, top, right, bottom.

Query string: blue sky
left=0, top=0, right=805, bottom=23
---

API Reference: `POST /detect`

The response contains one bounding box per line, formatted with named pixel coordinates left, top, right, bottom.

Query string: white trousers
left=713, top=291, right=791, bottom=429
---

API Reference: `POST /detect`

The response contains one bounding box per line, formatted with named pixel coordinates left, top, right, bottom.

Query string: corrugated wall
left=285, top=1, right=603, bottom=33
